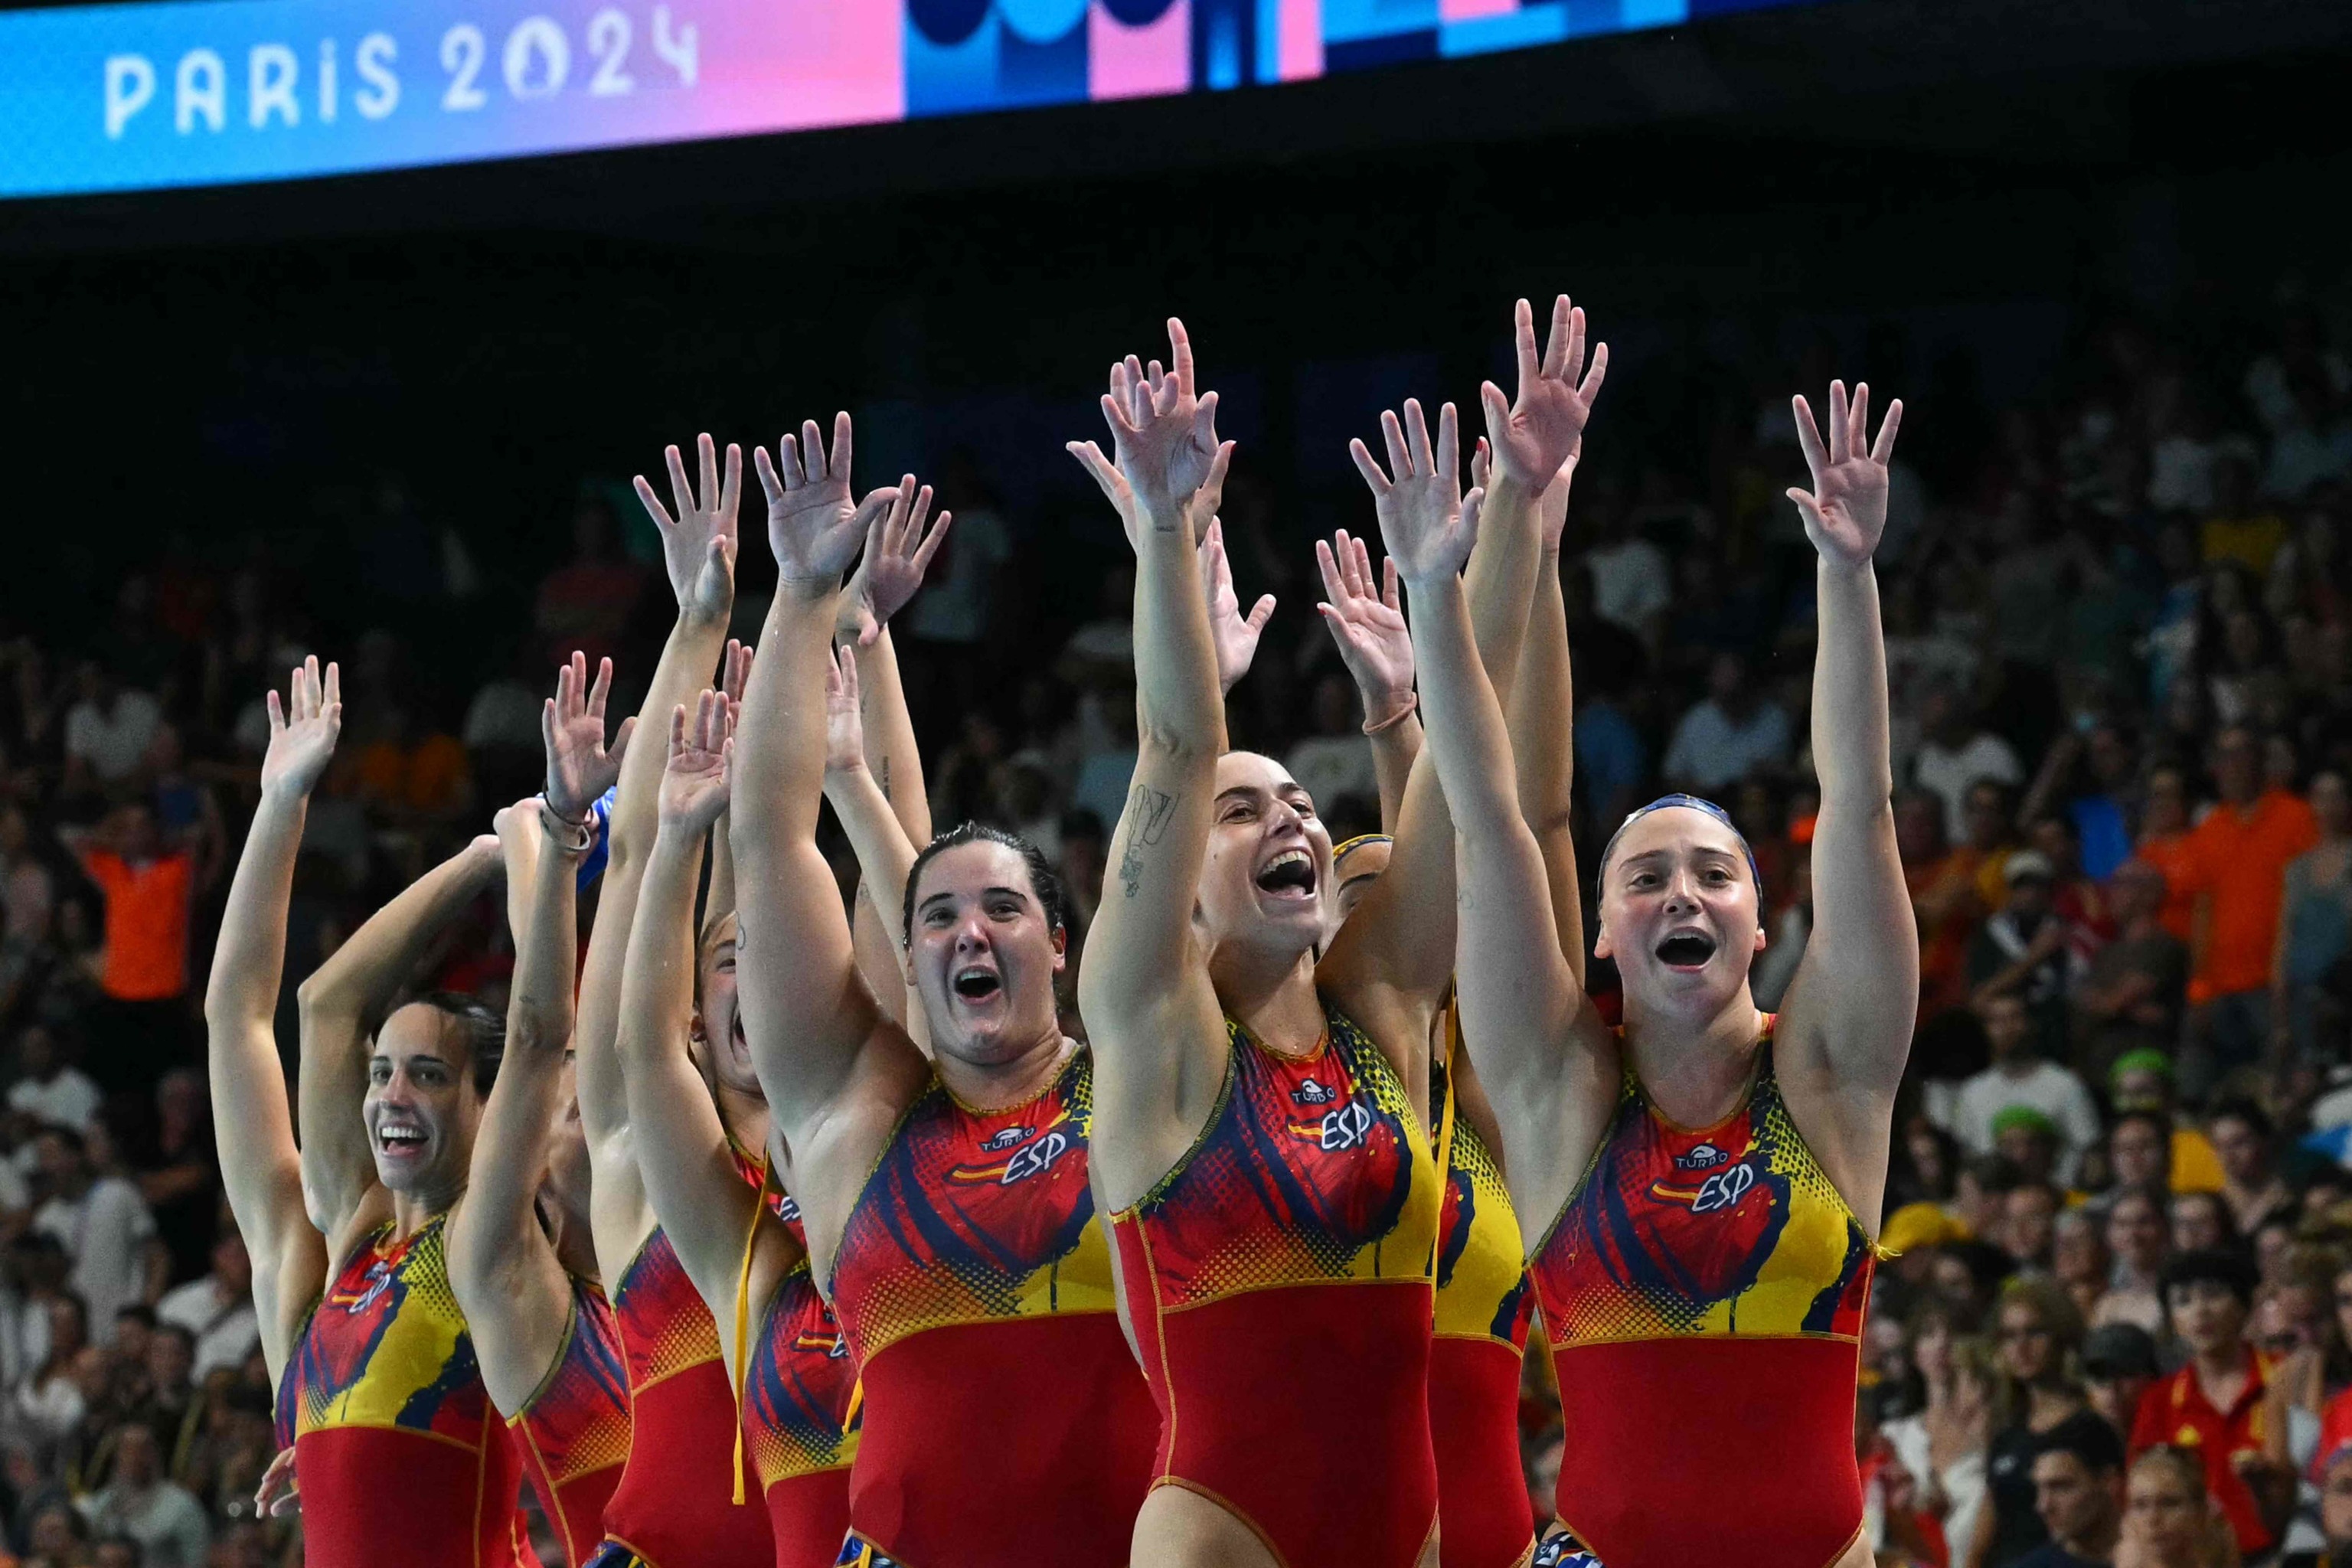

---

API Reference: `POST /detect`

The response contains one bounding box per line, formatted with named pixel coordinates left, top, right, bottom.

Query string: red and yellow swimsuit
left=1430, top=1021, right=1537, bottom=1568
left=740, top=1263, right=859, bottom=1565
left=278, top=1214, right=531, bottom=1566
left=509, top=1277, right=633, bottom=1566
left=1530, top=1021, right=1875, bottom=1567
left=827, top=1047, right=1157, bottom=1568
left=1111, top=996, right=1442, bottom=1568
left=607, top=1227, right=777, bottom=1567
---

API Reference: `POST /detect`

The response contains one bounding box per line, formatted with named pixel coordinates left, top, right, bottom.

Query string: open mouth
left=952, top=966, right=1003, bottom=1003
left=377, top=1124, right=427, bottom=1155
left=1255, top=848, right=1318, bottom=899
left=1655, top=932, right=1718, bottom=968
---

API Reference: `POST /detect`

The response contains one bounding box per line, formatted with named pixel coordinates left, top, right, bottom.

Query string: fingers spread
left=633, top=474, right=678, bottom=533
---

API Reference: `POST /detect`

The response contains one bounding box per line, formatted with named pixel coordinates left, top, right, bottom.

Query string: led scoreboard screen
left=0, top=0, right=1800, bottom=200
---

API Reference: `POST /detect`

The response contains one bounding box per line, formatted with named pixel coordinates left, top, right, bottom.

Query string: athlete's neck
left=1209, top=944, right=1324, bottom=1057
left=1622, top=995, right=1766, bottom=1129
left=544, top=1188, right=599, bottom=1281
left=936, top=1027, right=1073, bottom=1112
left=390, top=1181, right=462, bottom=1241
left=716, top=1080, right=769, bottom=1163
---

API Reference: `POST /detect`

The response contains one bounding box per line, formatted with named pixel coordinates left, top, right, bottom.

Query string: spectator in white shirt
left=1910, top=683, right=2024, bottom=843
left=7, top=1025, right=101, bottom=1138
left=1945, top=993, right=2104, bottom=1184
left=80, top=1423, right=209, bottom=1568
left=1580, top=509, right=1671, bottom=644
left=1661, top=653, right=1792, bottom=795
left=9, top=1292, right=87, bottom=1469
left=60, top=665, right=162, bottom=789
left=31, top=1128, right=159, bottom=1348
left=156, top=1233, right=260, bottom=1383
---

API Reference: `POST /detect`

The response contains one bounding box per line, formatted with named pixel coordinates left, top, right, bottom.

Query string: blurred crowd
left=0, top=274, right=2350, bottom=1564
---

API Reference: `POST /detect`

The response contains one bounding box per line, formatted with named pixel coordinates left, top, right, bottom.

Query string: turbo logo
left=1672, top=1142, right=1730, bottom=1171
left=979, top=1125, right=1034, bottom=1153
left=1291, top=1079, right=1337, bottom=1106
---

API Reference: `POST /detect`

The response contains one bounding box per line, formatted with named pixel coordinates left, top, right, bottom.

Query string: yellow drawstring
left=730, top=1154, right=772, bottom=1507
left=1431, top=991, right=1462, bottom=1296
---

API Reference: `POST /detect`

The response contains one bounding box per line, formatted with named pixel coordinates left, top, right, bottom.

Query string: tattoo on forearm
left=877, top=756, right=892, bottom=804
left=1119, top=785, right=1178, bottom=898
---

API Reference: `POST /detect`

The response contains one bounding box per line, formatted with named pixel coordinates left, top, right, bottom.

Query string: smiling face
left=1594, top=806, right=1762, bottom=1019
left=694, top=913, right=758, bottom=1099
left=906, top=839, right=1066, bottom=1068
left=364, top=1002, right=485, bottom=1197
left=1196, top=752, right=1333, bottom=965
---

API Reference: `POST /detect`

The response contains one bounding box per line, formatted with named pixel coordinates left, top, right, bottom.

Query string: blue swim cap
left=1596, top=794, right=1762, bottom=893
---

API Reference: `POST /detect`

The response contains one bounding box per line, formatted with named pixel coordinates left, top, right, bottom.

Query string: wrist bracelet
left=1362, top=692, right=1419, bottom=735
left=536, top=795, right=596, bottom=855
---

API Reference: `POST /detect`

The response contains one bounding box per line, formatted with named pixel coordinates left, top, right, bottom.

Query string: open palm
left=1198, top=519, right=1276, bottom=694
left=1315, top=530, right=1414, bottom=721
left=838, top=478, right=952, bottom=646
left=1351, top=398, right=1475, bottom=587
left=658, top=690, right=733, bottom=835
left=1788, top=380, right=1902, bottom=569
left=541, top=652, right=634, bottom=821
left=1100, top=318, right=1223, bottom=527
left=260, top=657, right=341, bottom=801
left=822, top=643, right=866, bottom=776
left=634, top=431, right=741, bottom=622
left=754, top=412, right=894, bottom=587
left=1482, top=296, right=1607, bottom=490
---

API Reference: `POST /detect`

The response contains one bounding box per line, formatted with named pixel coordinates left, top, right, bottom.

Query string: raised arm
left=1321, top=302, right=1604, bottom=1066
left=1358, top=401, right=1618, bottom=1237
left=733, top=419, right=929, bottom=1236
left=449, top=782, right=586, bottom=1416
left=1069, top=324, right=1236, bottom=1165
left=202, top=658, right=337, bottom=1379
left=1200, top=518, right=1278, bottom=700
left=1314, top=531, right=1421, bottom=833
left=1512, top=459, right=1588, bottom=982
left=833, top=486, right=950, bottom=1017
left=1772, top=382, right=1919, bottom=1233
left=822, top=645, right=928, bottom=1044
left=574, top=437, right=738, bottom=1261
left=616, top=693, right=800, bottom=1341
left=705, top=639, right=751, bottom=935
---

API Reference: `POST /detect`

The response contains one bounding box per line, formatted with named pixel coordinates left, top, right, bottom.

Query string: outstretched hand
left=658, top=690, right=734, bottom=836
left=1315, top=530, right=1415, bottom=727
left=541, top=652, right=635, bottom=822
left=1788, top=380, right=1902, bottom=569
left=634, top=432, right=742, bottom=622
left=753, top=413, right=897, bottom=591
left=1480, top=296, right=1606, bottom=492
left=1351, top=398, right=1477, bottom=586
left=838, top=477, right=952, bottom=647
left=1198, top=519, right=1276, bottom=694
left=260, top=656, right=342, bottom=802
left=1097, top=318, right=1227, bottom=529
left=822, top=643, right=866, bottom=776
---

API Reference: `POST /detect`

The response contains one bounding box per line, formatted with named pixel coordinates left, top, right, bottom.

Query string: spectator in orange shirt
left=2180, top=726, right=2319, bottom=1079
left=2128, top=1248, right=2295, bottom=1558
left=59, top=801, right=194, bottom=1096
left=2137, top=766, right=2202, bottom=945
